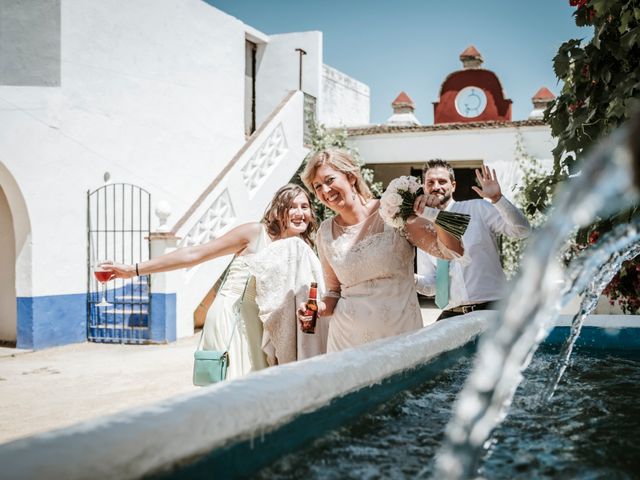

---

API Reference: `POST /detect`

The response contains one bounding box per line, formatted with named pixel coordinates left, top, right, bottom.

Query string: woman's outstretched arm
left=103, top=222, right=263, bottom=279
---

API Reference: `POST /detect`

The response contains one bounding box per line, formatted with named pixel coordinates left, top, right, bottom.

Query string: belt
left=444, top=302, right=492, bottom=314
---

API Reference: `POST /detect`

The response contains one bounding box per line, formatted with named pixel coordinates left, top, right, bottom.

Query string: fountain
left=433, top=114, right=640, bottom=479
left=540, top=234, right=640, bottom=404
left=2, top=118, right=638, bottom=480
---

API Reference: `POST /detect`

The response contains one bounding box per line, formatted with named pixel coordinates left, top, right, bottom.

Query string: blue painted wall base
left=17, top=294, right=86, bottom=350
left=150, top=293, right=177, bottom=343
left=17, top=292, right=177, bottom=349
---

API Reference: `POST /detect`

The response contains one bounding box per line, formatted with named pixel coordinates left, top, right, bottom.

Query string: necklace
left=333, top=219, right=354, bottom=231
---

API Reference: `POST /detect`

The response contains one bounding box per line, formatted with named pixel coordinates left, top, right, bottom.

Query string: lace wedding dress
left=248, top=236, right=328, bottom=363
left=317, top=201, right=451, bottom=352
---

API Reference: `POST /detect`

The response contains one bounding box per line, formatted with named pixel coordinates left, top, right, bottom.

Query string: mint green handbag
left=193, top=259, right=250, bottom=387
left=193, top=349, right=229, bottom=386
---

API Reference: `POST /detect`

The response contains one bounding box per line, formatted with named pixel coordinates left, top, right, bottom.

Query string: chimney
left=460, top=45, right=483, bottom=69
left=529, top=87, right=555, bottom=119
left=392, top=91, right=415, bottom=114
left=385, top=92, right=421, bottom=126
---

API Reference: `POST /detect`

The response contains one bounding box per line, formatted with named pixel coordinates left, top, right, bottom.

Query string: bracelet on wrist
left=135, top=263, right=140, bottom=276
left=324, top=290, right=341, bottom=299
left=419, top=206, right=439, bottom=223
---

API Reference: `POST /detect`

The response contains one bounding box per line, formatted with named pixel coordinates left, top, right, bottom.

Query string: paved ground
left=0, top=335, right=201, bottom=445
left=0, top=302, right=440, bottom=445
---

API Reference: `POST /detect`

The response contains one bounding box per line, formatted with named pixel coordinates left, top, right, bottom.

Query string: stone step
left=114, top=295, right=150, bottom=302
left=99, top=308, right=148, bottom=315
left=90, top=324, right=148, bottom=330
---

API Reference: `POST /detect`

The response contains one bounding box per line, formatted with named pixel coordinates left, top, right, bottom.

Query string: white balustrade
left=241, top=123, right=288, bottom=195
left=180, top=189, right=236, bottom=248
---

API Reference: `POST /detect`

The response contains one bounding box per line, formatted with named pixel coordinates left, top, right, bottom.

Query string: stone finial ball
left=154, top=201, right=172, bottom=232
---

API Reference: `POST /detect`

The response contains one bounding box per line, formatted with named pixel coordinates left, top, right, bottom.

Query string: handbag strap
left=223, top=274, right=250, bottom=352
left=196, top=255, right=251, bottom=352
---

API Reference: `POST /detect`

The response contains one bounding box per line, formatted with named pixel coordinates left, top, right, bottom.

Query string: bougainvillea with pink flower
left=578, top=225, right=640, bottom=314
left=541, top=1, right=640, bottom=312
left=602, top=258, right=640, bottom=314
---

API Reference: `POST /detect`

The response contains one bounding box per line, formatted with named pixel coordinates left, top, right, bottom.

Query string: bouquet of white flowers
left=379, top=175, right=470, bottom=240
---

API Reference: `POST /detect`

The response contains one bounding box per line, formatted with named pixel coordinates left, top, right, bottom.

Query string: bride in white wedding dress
left=300, top=150, right=464, bottom=352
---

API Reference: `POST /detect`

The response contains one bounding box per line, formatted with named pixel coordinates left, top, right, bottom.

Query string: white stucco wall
left=348, top=125, right=554, bottom=202
left=0, top=0, right=255, bottom=296
left=320, top=64, right=370, bottom=127
left=255, top=31, right=322, bottom=126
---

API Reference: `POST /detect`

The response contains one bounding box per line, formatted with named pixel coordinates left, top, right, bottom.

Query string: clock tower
left=433, top=45, right=512, bottom=124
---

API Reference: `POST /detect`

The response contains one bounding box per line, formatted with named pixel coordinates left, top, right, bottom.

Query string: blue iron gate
left=87, top=183, right=151, bottom=343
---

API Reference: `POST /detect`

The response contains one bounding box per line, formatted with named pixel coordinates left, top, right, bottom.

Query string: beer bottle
left=300, top=282, right=318, bottom=334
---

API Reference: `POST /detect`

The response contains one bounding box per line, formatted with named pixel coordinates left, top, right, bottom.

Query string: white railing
left=150, top=91, right=308, bottom=338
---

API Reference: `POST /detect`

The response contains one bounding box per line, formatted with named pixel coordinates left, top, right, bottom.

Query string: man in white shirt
left=414, top=159, right=531, bottom=320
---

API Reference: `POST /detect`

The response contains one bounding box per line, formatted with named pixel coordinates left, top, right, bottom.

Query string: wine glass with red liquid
left=94, top=261, right=114, bottom=307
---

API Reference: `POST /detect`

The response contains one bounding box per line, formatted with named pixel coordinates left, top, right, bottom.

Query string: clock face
left=455, top=86, right=487, bottom=118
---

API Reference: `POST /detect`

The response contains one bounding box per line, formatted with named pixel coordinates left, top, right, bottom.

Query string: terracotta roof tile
left=392, top=91, right=414, bottom=105
left=532, top=87, right=556, bottom=100
left=460, top=45, right=481, bottom=58
left=344, top=119, right=546, bottom=137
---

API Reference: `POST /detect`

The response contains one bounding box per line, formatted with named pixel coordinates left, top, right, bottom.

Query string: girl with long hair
left=103, top=184, right=323, bottom=380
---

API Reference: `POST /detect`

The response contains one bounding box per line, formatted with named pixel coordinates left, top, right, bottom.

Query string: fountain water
left=540, top=233, right=640, bottom=403
left=432, top=116, right=640, bottom=480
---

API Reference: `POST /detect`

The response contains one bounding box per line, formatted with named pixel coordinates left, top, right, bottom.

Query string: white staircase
left=150, top=91, right=309, bottom=338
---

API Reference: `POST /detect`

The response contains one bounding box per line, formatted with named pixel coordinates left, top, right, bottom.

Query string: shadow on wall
left=0, top=0, right=61, bottom=87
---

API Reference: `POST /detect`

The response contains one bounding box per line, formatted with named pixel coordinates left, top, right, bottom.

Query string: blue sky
left=208, top=1, right=591, bottom=124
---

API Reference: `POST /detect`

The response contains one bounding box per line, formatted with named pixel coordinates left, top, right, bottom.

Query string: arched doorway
left=0, top=161, right=31, bottom=348
left=0, top=186, right=16, bottom=344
